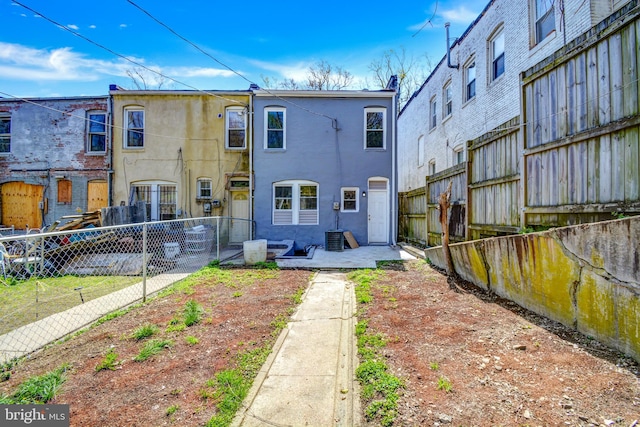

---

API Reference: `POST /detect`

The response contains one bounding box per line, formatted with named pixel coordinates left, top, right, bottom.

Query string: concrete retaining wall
left=425, top=216, right=640, bottom=361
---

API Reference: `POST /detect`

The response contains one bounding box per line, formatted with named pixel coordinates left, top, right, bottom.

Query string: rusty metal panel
left=1, top=182, right=43, bottom=230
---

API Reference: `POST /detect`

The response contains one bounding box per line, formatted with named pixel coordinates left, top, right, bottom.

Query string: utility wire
left=125, top=0, right=340, bottom=124
left=11, top=1, right=247, bottom=107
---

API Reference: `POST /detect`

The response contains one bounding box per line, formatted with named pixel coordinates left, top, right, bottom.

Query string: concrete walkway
left=232, top=271, right=361, bottom=427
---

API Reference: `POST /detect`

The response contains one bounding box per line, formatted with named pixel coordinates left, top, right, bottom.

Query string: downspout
left=391, top=87, right=398, bottom=246
left=107, top=94, right=114, bottom=206
left=445, top=22, right=459, bottom=70
left=248, top=94, right=254, bottom=239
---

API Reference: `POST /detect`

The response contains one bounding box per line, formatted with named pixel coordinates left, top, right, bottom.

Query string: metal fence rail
left=0, top=216, right=250, bottom=363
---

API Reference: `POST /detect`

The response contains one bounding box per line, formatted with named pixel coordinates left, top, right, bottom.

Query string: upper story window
left=273, top=180, right=318, bottom=225
left=265, top=107, right=286, bottom=149
left=453, top=146, right=465, bottom=165
left=87, top=112, right=106, bottom=153
left=428, top=159, right=436, bottom=176
left=464, top=59, right=476, bottom=102
left=341, top=187, right=359, bottom=212
left=429, top=97, right=437, bottom=130
left=197, top=178, right=212, bottom=199
left=533, top=0, right=555, bottom=45
left=124, top=107, right=144, bottom=148
left=226, top=107, right=246, bottom=149
left=443, top=82, right=453, bottom=118
left=490, top=28, right=505, bottom=81
left=0, top=115, right=10, bottom=153
left=365, top=107, right=386, bottom=149
left=418, top=135, right=425, bottom=167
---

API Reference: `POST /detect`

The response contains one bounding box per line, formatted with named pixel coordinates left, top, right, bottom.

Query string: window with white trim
left=429, top=97, right=437, bottom=130
left=453, top=146, right=464, bottom=165
left=341, top=188, right=359, bottom=212
left=418, top=136, right=425, bottom=167
left=464, top=59, right=476, bottom=102
left=226, top=107, right=246, bottom=149
left=533, top=0, right=555, bottom=45
left=489, top=28, right=505, bottom=81
left=273, top=180, right=318, bottom=225
left=364, top=107, right=386, bottom=149
left=87, top=111, right=106, bottom=153
left=130, top=182, right=177, bottom=221
left=265, top=107, right=286, bottom=149
left=428, top=159, right=436, bottom=176
left=124, top=107, right=144, bottom=148
left=0, top=114, right=10, bottom=153
left=197, top=178, right=212, bottom=199
left=443, top=82, right=452, bottom=118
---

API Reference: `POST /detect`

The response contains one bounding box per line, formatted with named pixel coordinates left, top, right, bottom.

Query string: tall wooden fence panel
left=522, top=3, right=640, bottom=227
left=467, top=117, right=522, bottom=239
left=426, top=163, right=466, bottom=246
left=398, top=187, right=427, bottom=247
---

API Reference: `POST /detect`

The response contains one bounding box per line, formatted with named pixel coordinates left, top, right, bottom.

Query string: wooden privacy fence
left=398, top=187, right=427, bottom=247
left=522, top=2, right=640, bottom=227
left=397, top=4, right=640, bottom=246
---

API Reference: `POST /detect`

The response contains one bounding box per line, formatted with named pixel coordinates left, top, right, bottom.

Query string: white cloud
left=249, top=59, right=311, bottom=82
left=441, top=6, right=478, bottom=24
left=119, top=24, right=127, bottom=28
left=89, top=25, right=96, bottom=29
left=169, top=67, right=235, bottom=78
left=67, top=24, right=79, bottom=30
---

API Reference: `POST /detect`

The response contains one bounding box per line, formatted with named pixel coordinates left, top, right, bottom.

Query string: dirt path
left=359, top=260, right=639, bottom=426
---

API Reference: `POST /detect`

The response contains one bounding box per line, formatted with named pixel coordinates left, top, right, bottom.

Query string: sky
left=1, top=0, right=488, bottom=99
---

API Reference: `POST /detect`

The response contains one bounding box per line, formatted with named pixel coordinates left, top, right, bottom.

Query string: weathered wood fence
left=398, top=3, right=640, bottom=246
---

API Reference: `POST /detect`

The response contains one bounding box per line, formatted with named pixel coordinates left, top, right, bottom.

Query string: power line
left=11, top=0, right=247, bottom=107
left=125, top=0, right=340, bottom=124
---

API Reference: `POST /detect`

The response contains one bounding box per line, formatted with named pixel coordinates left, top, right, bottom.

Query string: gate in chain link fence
left=0, top=216, right=252, bottom=363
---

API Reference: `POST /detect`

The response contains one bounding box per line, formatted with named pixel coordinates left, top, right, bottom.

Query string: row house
left=0, top=96, right=110, bottom=229
left=0, top=81, right=398, bottom=249
left=398, top=0, right=631, bottom=192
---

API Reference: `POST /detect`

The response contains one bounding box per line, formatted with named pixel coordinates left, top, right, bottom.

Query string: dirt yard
left=361, top=260, right=640, bottom=426
left=1, top=260, right=638, bottom=427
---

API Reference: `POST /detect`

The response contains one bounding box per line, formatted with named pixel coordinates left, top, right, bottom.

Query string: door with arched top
left=230, top=191, right=249, bottom=243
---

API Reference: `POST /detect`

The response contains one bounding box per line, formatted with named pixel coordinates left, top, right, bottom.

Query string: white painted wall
left=397, top=0, right=625, bottom=192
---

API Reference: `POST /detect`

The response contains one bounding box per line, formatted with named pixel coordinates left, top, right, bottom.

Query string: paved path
left=232, top=271, right=361, bottom=427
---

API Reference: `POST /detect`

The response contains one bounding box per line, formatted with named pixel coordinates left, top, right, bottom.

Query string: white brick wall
left=398, top=0, right=621, bottom=192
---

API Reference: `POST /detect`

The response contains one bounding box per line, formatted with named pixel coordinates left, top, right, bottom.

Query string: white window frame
left=418, top=136, right=425, bottom=167
left=429, top=97, right=437, bottom=130
left=428, top=159, right=436, bottom=176
left=453, top=146, right=465, bottom=165
left=264, top=107, right=286, bottom=149
left=532, top=0, right=555, bottom=46
left=124, top=106, right=144, bottom=149
left=489, top=27, right=505, bottom=82
left=364, top=107, right=386, bottom=149
left=464, top=58, right=476, bottom=103
left=272, top=180, right=318, bottom=225
left=86, top=111, right=107, bottom=153
left=341, top=187, right=359, bottom=213
left=130, top=181, right=177, bottom=221
left=226, top=106, right=246, bottom=149
left=0, top=114, right=10, bottom=154
left=443, top=81, right=453, bottom=119
left=196, top=178, right=212, bottom=199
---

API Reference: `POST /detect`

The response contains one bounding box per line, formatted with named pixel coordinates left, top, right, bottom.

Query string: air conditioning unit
left=325, top=230, right=344, bottom=252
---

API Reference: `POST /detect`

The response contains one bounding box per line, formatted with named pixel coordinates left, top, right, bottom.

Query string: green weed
left=437, top=376, right=452, bottom=392
left=0, top=364, right=70, bottom=404
left=95, top=348, right=119, bottom=372
left=183, top=299, right=204, bottom=327
left=185, top=336, right=199, bottom=345
left=134, top=339, right=173, bottom=362
left=430, top=362, right=439, bottom=371
left=165, top=405, right=179, bottom=416
left=132, top=323, right=159, bottom=341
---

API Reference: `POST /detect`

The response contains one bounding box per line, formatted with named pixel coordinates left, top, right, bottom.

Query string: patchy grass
left=131, top=323, right=159, bottom=341
left=95, top=348, right=119, bottom=372
left=0, top=364, right=70, bottom=404
left=0, top=275, right=141, bottom=334
left=134, top=339, right=173, bottom=362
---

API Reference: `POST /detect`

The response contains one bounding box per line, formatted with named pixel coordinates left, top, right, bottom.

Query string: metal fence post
left=216, top=217, right=220, bottom=260
left=142, top=222, right=148, bottom=302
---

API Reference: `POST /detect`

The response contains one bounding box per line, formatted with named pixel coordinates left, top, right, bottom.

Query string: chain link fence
left=0, top=216, right=251, bottom=363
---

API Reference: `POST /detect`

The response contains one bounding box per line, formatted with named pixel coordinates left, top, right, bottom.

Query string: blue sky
left=1, top=0, right=487, bottom=98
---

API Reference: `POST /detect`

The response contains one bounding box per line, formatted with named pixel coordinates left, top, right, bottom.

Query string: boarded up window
left=58, top=180, right=72, bottom=204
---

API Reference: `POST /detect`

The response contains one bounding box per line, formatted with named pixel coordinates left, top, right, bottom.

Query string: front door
left=367, top=179, right=389, bottom=244
left=230, top=191, right=249, bottom=243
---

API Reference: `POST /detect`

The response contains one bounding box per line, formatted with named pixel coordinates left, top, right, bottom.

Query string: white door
left=367, top=180, right=389, bottom=244
left=230, top=192, right=249, bottom=243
